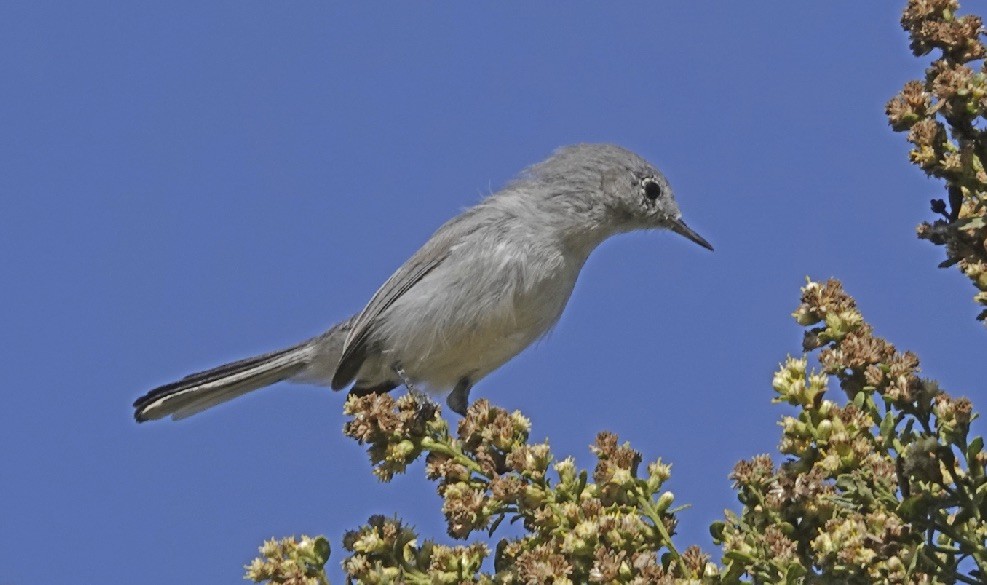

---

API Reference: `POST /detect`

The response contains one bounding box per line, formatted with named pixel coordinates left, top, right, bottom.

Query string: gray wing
left=330, top=207, right=489, bottom=389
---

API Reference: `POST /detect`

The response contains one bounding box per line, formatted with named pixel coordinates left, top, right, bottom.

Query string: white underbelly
left=357, top=239, right=580, bottom=392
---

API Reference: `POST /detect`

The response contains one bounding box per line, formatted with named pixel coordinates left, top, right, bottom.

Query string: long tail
left=134, top=318, right=355, bottom=422
left=133, top=343, right=315, bottom=422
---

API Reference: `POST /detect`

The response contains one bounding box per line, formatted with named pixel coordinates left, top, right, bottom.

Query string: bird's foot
left=392, top=365, right=439, bottom=421
left=446, top=377, right=472, bottom=416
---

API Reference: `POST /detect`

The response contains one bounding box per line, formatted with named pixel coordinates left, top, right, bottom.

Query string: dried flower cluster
left=335, top=394, right=702, bottom=583
left=243, top=3, right=987, bottom=583
left=245, top=535, right=331, bottom=585
left=886, top=0, right=987, bottom=322
left=714, top=279, right=986, bottom=584
left=340, top=515, right=488, bottom=584
left=246, top=279, right=986, bottom=584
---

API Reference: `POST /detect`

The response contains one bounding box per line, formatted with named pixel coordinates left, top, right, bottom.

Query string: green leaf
left=864, top=393, right=879, bottom=416
left=724, top=550, right=756, bottom=564
left=898, top=494, right=932, bottom=518
left=313, top=536, right=331, bottom=566
left=784, top=563, right=807, bottom=582
left=968, top=436, right=984, bottom=461
left=487, top=512, right=505, bottom=536
left=493, top=540, right=509, bottom=574
left=577, top=470, right=588, bottom=496
left=660, top=551, right=676, bottom=568
left=880, top=411, right=896, bottom=439
left=709, top=521, right=726, bottom=542
left=902, top=419, right=916, bottom=441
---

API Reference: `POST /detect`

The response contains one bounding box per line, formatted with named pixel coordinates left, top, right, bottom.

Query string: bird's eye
left=642, top=179, right=662, bottom=200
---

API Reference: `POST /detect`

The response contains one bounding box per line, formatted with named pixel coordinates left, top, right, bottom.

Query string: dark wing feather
left=330, top=208, right=488, bottom=389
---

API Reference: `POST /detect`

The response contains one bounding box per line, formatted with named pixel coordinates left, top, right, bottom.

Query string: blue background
left=2, top=2, right=985, bottom=582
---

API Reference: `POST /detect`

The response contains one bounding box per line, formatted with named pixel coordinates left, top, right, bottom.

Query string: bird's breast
left=369, top=234, right=583, bottom=390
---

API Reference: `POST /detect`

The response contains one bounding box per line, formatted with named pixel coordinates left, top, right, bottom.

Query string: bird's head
left=520, top=143, right=713, bottom=251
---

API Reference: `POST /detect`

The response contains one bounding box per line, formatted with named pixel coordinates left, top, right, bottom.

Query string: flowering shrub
left=247, top=2, right=987, bottom=582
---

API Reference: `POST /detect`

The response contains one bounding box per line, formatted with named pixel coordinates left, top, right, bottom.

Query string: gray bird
left=134, top=144, right=712, bottom=422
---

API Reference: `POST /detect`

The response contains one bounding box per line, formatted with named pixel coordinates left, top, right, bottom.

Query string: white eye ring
left=641, top=178, right=662, bottom=200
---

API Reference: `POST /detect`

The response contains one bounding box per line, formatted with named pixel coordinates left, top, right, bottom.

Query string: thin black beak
left=669, top=218, right=714, bottom=251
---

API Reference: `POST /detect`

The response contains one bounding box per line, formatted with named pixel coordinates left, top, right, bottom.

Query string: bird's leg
left=446, top=377, right=472, bottom=416
left=391, top=364, right=437, bottom=418
left=392, top=364, right=423, bottom=399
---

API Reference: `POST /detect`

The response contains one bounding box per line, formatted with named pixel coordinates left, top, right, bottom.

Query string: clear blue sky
left=3, top=2, right=985, bottom=583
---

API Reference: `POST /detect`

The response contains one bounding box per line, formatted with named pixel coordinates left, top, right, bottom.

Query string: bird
left=133, top=143, right=712, bottom=422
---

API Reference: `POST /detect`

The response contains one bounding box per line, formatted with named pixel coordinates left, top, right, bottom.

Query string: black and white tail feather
left=133, top=319, right=353, bottom=422
left=133, top=344, right=312, bottom=422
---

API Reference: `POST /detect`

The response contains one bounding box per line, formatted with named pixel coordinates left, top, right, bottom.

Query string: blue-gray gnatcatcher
left=134, top=143, right=712, bottom=422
